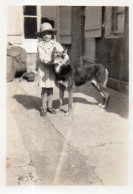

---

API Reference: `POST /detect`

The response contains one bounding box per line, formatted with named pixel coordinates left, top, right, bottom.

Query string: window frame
left=22, top=6, right=41, bottom=53
left=112, top=6, right=125, bottom=35
left=104, top=6, right=125, bottom=39
left=22, top=6, right=41, bottom=40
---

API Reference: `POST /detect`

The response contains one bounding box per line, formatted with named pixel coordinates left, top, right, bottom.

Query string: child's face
left=42, top=31, right=52, bottom=42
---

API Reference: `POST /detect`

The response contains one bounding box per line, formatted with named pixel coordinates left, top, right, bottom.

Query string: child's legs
left=41, top=88, right=48, bottom=110
left=47, top=88, right=53, bottom=109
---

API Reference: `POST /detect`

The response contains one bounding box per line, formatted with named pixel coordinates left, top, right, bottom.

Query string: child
left=36, top=22, right=69, bottom=116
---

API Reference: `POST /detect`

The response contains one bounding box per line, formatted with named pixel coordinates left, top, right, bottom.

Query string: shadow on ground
left=13, top=88, right=128, bottom=119
left=13, top=94, right=97, bottom=110
left=74, top=83, right=129, bottom=119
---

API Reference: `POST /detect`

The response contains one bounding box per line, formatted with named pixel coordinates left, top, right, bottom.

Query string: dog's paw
left=64, top=111, right=71, bottom=116
left=55, top=108, right=61, bottom=113
left=98, top=103, right=102, bottom=108
left=98, top=103, right=106, bottom=109
left=101, top=105, right=106, bottom=109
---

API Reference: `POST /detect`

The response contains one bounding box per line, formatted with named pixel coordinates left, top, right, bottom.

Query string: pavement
left=6, top=77, right=129, bottom=185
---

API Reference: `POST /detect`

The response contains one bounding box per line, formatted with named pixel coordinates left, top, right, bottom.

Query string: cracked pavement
left=6, top=78, right=128, bottom=185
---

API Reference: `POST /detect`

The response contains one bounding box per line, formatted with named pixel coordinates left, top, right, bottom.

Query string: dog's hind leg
left=98, top=68, right=110, bottom=108
left=91, top=80, right=110, bottom=109
left=59, top=84, right=65, bottom=112
left=98, top=87, right=110, bottom=109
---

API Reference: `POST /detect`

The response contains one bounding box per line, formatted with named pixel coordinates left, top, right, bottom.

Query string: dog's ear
left=63, top=49, right=68, bottom=55
left=62, top=49, right=68, bottom=59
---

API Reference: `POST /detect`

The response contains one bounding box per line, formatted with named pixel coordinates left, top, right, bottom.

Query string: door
left=84, top=6, right=102, bottom=63
left=71, top=6, right=85, bottom=66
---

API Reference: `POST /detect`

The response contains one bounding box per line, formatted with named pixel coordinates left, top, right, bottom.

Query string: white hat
left=36, top=22, right=56, bottom=37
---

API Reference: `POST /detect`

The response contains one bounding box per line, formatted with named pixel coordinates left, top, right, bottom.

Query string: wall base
left=107, top=77, right=129, bottom=94
left=27, top=53, right=38, bottom=72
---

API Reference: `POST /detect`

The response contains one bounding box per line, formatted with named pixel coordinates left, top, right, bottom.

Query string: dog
left=52, top=47, right=110, bottom=116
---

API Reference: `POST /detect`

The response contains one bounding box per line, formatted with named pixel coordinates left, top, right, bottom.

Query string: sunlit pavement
left=6, top=78, right=128, bottom=185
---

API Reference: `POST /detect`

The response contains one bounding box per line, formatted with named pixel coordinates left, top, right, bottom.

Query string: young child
left=36, top=22, right=69, bottom=116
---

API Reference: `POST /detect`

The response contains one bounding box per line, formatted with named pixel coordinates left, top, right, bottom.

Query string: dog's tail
left=96, top=67, right=108, bottom=88
left=103, top=68, right=108, bottom=88
left=101, top=68, right=108, bottom=88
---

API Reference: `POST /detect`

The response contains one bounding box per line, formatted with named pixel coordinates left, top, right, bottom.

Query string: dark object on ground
left=7, top=45, right=27, bottom=82
left=19, top=72, right=35, bottom=82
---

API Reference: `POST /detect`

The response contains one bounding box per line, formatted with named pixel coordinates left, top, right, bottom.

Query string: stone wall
left=95, top=7, right=129, bottom=93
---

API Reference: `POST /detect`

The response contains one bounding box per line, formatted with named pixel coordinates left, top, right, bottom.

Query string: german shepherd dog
left=52, top=48, right=110, bottom=116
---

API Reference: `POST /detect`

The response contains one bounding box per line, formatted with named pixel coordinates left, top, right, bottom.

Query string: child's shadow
left=13, top=95, right=41, bottom=111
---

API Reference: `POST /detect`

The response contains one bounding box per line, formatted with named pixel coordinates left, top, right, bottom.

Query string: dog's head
left=51, top=47, right=69, bottom=73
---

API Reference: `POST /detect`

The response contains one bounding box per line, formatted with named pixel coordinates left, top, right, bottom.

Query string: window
left=23, top=6, right=37, bottom=39
left=104, top=6, right=125, bottom=38
left=113, top=7, right=125, bottom=34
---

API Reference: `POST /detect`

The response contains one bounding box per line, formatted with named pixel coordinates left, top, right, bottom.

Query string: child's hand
left=43, top=61, right=53, bottom=65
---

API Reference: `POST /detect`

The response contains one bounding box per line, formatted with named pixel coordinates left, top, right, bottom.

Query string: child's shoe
left=47, top=108, right=56, bottom=114
left=40, top=108, right=47, bottom=116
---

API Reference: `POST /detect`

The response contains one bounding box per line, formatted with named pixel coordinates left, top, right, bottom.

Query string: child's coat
left=38, top=40, right=64, bottom=88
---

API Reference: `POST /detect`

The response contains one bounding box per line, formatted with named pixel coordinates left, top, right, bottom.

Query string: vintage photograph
left=6, top=5, right=129, bottom=186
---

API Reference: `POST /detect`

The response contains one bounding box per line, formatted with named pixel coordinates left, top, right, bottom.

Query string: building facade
left=7, top=6, right=129, bottom=93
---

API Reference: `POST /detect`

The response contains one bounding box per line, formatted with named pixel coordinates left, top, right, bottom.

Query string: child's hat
left=36, top=23, right=57, bottom=37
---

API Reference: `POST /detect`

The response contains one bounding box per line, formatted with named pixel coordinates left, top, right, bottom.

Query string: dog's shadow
left=53, top=97, right=98, bottom=113
left=75, top=84, right=129, bottom=119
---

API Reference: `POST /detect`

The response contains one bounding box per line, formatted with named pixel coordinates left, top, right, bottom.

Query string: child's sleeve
left=38, top=43, right=52, bottom=64
left=55, top=42, right=64, bottom=52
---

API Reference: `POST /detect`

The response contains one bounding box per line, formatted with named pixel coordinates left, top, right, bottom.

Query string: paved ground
left=6, top=77, right=129, bottom=185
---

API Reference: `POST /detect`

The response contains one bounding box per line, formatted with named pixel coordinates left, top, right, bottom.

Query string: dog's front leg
left=59, top=84, right=65, bottom=112
left=65, top=87, right=73, bottom=116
